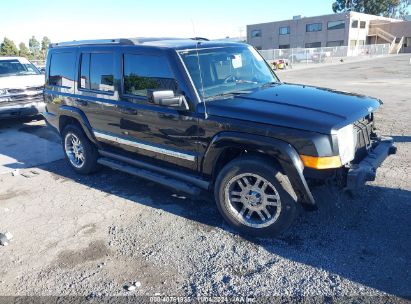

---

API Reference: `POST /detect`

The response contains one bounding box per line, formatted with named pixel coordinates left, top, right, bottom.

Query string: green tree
left=41, top=36, right=51, bottom=59
left=332, top=0, right=409, bottom=18
left=18, top=42, right=31, bottom=59
left=0, top=37, right=19, bottom=56
left=29, top=36, right=40, bottom=59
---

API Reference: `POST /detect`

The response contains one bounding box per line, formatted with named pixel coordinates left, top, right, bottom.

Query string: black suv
left=43, top=38, right=396, bottom=236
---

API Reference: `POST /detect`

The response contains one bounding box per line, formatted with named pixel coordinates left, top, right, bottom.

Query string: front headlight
left=0, top=89, right=7, bottom=95
left=336, top=124, right=357, bottom=165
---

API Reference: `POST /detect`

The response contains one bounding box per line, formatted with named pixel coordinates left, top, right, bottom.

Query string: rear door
left=75, top=47, right=122, bottom=138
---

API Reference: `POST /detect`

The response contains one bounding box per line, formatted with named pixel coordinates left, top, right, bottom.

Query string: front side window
left=279, top=26, right=290, bottom=35
left=251, top=30, right=261, bottom=38
left=80, top=52, right=114, bottom=92
left=306, top=23, right=322, bottom=32
left=49, top=52, right=75, bottom=87
left=123, top=54, right=178, bottom=97
left=0, top=58, right=40, bottom=77
left=179, top=46, right=278, bottom=99
left=328, top=20, right=345, bottom=30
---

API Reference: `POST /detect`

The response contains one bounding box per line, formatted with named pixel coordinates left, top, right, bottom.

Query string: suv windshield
left=179, top=45, right=278, bottom=100
left=0, top=59, right=40, bottom=77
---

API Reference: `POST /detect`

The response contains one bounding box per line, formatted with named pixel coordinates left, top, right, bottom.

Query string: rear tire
left=62, top=124, right=99, bottom=175
left=214, top=155, right=297, bottom=237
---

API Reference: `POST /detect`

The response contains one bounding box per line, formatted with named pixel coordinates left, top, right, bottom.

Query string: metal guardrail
left=259, top=44, right=391, bottom=67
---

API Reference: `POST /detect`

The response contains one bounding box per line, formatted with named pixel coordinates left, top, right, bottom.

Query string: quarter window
left=279, top=26, right=290, bottom=35
left=306, top=23, right=322, bottom=32
left=49, top=52, right=75, bottom=88
left=80, top=52, right=114, bottom=92
left=327, top=20, right=345, bottom=30
left=123, top=54, right=178, bottom=97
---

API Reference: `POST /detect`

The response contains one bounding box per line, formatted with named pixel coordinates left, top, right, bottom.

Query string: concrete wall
left=247, top=11, right=408, bottom=51
left=370, top=20, right=411, bottom=53
left=247, top=13, right=351, bottom=49
left=348, top=12, right=402, bottom=47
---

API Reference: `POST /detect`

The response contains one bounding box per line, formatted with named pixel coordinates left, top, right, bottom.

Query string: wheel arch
left=58, top=105, right=98, bottom=145
left=202, top=132, right=316, bottom=208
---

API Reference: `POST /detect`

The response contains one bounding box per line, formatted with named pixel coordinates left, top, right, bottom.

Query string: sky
left=0, top=0, right=396, bottom=46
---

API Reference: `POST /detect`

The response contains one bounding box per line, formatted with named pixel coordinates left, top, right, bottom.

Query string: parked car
left=0, top=57, right=45, bottom=119
left=43, top=38, right=396, bottom=236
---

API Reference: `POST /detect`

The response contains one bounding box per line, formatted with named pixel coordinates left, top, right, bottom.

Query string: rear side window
left=123, top=54, right=178, bottom=97
left=80, top=52, right=114, bottom=92
left=49, top=52, right=75, bottom=88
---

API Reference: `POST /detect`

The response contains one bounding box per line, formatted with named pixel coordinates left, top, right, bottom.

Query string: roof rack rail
left=49, top=38, right=136, bottom=48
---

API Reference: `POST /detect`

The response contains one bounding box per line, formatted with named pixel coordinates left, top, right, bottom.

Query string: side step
left=97, top=157, right=202, bottom=196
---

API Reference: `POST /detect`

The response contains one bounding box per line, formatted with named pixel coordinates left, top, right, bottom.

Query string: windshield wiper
left=205, top=90, right=250, bottom=101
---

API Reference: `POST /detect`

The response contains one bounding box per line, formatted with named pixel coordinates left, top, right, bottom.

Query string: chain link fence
left=259, top=44, right=391, bottom=68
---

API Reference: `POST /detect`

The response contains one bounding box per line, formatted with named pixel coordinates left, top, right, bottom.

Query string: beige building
left=247, top=12, right=411, bottom=53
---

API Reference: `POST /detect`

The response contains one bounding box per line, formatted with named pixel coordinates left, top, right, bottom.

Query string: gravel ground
left=0, top=55, right=410, bottom=302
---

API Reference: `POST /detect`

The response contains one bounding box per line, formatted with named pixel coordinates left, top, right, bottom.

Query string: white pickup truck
left=0, top=57, right=45, bottom=119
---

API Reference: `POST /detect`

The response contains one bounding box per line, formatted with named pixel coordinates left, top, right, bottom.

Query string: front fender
left=202, top=132, right=316, bottom=207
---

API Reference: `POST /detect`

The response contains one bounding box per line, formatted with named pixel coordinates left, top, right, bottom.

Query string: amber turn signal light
left=300, top=155, right=342, bottom=169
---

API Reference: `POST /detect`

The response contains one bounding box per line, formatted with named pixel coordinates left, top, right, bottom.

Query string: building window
left=360, top=21, right=366, bottom=29
left=306, top=23, right=322, bottom=32
left=251, top=30, right=261, bottom=38
left=305, top=42, right=321, bottom=48
left=279, top=26, right=290, bottom=35
left=80, top=52, right=114, bottom=92
left=350, top=40, right=357, bottom=47
left=352, top=20, right=358, bottom=28
left=358, top=40, right=365, bottom=46
left=123, top=54, right=178, bottom=97
left=49, top=52, right=75, bottom=88
left=279, top=44, right=290, bottom=49
left=327, top=20, right=345, bottom=30
left=404, top=37, right=411, bottom=47
left=326, top=40, right=344, bottom=47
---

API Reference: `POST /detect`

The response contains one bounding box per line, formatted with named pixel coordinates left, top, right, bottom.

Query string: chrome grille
left=1, top=86, right=43, bottom=104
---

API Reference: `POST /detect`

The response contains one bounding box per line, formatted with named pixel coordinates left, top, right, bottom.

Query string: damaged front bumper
left=346, top=136, right=397, bottom=190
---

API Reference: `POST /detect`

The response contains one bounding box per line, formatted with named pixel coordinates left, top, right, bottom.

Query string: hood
left=0, top=74, right=45, bottom=90
left=203, top=83, right=381, bottom=134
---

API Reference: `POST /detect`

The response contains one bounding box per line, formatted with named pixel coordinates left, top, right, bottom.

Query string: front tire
left=62, top=124, right=99, bottom=175
left=214, top=156, right=298, bottom=237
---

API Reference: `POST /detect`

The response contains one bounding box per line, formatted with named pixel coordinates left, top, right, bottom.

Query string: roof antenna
left=195, top=41, right=208, bottom=119
left=191, top=19, right=208, bottom=119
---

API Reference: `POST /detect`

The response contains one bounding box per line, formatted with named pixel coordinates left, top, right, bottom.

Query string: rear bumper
left=0, top=100, right=46, bottom=119
left=346, top=136, right=397, bottom=190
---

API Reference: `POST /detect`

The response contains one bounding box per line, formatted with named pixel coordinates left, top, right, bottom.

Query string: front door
left=112, top=51, right=199, bottom=172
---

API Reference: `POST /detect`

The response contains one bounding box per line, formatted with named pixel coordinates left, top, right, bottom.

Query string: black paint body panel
left=43, top=40, right=384, bottom=206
